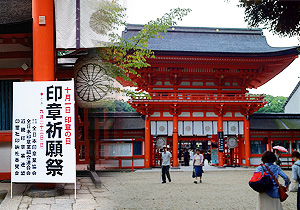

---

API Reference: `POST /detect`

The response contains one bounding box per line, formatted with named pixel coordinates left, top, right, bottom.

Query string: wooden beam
left=0, top=172, right=10, bottom=180
left=0, top=51, right=32, bottom=59
left=0, top=68, right=33, bottom=78
left=0, top=131, right=12, bottom=142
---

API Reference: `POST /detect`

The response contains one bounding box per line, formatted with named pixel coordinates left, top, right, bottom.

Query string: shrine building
left=122, top=24, right=299, bottom=168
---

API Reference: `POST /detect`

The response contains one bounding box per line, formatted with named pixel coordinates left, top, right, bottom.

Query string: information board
left=218, top=131, right=224, bottom=152
left=211, top=149, right=219, bottom=164
left=11, top=81, right=76, bottom=183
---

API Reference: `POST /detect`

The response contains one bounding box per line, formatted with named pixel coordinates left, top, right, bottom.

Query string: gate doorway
left=151, top=136, right=173, bottom=168
left=223, top=137, right=239, bottom=167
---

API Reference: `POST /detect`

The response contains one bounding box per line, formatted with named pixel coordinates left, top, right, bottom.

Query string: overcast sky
left=125, top=0, right=300, bottom=97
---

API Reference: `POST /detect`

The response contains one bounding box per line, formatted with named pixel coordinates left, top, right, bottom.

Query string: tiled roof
left=0, top=0, right=32, bottom=25
left=89, top=112, right=145, bottom=130
left=123, top=24, right=299, bottom=57
left=249, top=113, right=300, bottom=130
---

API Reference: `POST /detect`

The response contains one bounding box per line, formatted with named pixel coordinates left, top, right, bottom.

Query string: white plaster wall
left=213, top=121, right=218, bottom=135
left=193, top=112, right=204, bottom=117
left=157, top=121, right=168, bottom=135
left=223, top=112, right=232, bottom=117
left=163, top=112, right=172, bottom=117
left=194, top=121, right=203, bottom=135
left=178, top=121, right=183, bottom=136
left=0, top=142, right=11, bottom=173
left=168, top=121, right=173, bottom=136
left=285, top=86, right=300, bottom=113
left=150, top=121, right=156, bottom=135
left=203, top=121, right=213, bottom=135
left=183, top=121, right=193, bottom=136
left=235, top=112, right=244, bottom=117
left=133, top=159, right=144, bottom=167
left=151, top=112, right=160, bottom=117
left=206, top=112, right=217, bottom=117
left=179, top=112, right=190, bottom=117
left=250, top=157, right=261, bottom=165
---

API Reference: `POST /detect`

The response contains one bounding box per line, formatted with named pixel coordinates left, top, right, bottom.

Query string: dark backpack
left=249, top=164, right=273, bottom=192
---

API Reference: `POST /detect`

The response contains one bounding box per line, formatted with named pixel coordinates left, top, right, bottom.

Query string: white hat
left=162, top=145, right=166, bottom=148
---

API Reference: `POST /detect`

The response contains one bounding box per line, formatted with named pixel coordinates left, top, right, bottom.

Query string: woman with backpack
left=291, top=151, right=300, bottom=210
left=256, top=151, right=290, bottom=210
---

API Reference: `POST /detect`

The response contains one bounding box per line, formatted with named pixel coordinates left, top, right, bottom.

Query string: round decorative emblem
left=205, top=126, right=211, bottom=132
left=230, top=126, right=236, bottom=132
left=74, top=55, right=114, bottom=108
left=156, top=137, right=166, bottom=149
left=159, top=126, right=165, bottom=132
left=185, top=126, right=191, bottom=132
left=227, top=136, right=238, bottom=149
left=76, top=63, right=110, bottom=102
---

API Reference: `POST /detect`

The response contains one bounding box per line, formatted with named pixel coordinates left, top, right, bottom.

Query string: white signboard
left=11, top=81, right=76, bottom=183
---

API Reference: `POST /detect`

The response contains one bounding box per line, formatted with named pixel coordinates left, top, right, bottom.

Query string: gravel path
left=99, top=169, right=297, bottom=210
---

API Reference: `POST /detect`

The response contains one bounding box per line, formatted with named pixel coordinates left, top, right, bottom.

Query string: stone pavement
left=136, top=159, right=255, bottom=172
left=0, top=177, right=115, bottom=210
left=0, top=162, right=258, bottom=210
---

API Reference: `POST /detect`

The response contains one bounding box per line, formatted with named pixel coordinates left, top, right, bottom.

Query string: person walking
left=274, top=149, right=282, bottom=166
left=207, top=149, right=212, bottom=165
left=291, top=151, right=300, bottom=210
left=161, top=145, right=172, bottom=184
left=193, top=149, right=203, bottom=184
left=189, top=149, right=194, bottom=166
left=256, top=151, right=290, bottom=210
left=184, top=149, right=190, bottom=166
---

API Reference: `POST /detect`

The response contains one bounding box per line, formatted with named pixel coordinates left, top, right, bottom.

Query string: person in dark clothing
left=179, top=148, right=183, bottom=159
left=184, top=149, right=190, bottom=166
left=207, top=150, right=212, bottom=165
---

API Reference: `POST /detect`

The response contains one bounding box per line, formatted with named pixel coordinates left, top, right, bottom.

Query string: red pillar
left=218, top=115, right=224, bottom=167
left=32, top=0, right=55, bottom=189
left=244, top=116, right=250, bottom=166
left=32, top=0, right=55, bottom=81
left=144, top=115, right=151, bottom=168
left=172, top=115, right=179, bottom=167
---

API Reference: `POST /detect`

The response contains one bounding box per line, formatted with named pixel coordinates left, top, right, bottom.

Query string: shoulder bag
left=264, top=164, right=288, bottom=202
left=249, top=164, right=273, bottom=192
left=192, top=168, right=195, bottom=178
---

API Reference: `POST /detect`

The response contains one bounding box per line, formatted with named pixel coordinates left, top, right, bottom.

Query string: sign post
left=11, top=81, right=76, bottom=199
left=218, top=131, right=224, bottom=153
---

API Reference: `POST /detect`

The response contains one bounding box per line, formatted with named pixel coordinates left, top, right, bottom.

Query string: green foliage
left=94, top=99, right=136, bottom=112
left=90, top=1, right=126, bottom=35
left=91, top=1, right=191, bottom=98
left=255, top=94, right=287, bottom=113
left=239, top=0, right=300, bottom=37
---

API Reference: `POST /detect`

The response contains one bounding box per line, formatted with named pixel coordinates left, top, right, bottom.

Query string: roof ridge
left=125, top=24, right=263, bottom=35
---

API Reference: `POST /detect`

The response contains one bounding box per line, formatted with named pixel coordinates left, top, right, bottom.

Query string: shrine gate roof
left=123, top=24, right=299, bottom=57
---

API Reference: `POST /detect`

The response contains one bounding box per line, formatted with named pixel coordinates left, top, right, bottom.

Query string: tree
left=92, top=99, right=136, bottom=112
left=255, top=94, right=287, bottom=113
left=90, top=1, right=191, bottom=98
left=239, top=0, right=300, bottom=38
